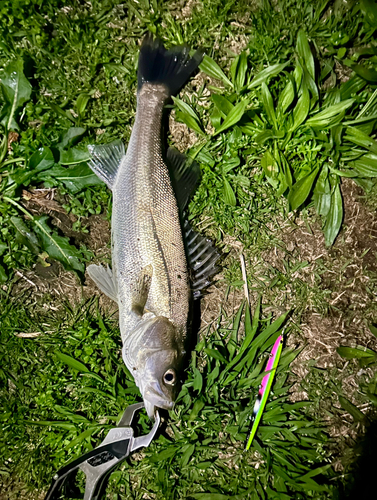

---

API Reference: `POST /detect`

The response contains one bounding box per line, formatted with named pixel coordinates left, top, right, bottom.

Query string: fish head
left=123, top=315, right=185, bottom=418
left=142, top=347, right=183, bottom=418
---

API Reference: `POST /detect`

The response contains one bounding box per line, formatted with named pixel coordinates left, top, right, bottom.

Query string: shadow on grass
left=338, top=416, right=377, bottom=498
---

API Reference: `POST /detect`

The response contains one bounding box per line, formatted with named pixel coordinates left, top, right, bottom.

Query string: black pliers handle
left=44, top=402, right=160, bottom=500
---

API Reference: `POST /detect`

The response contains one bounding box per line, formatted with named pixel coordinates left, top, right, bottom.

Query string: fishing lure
left=245, top=334, right=283, bottom=451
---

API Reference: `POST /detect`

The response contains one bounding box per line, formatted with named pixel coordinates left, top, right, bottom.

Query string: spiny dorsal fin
left=87, top=264, right=118, bottom=303
left=87, top=140, right=125, bottom=190
left=183, top=220, right=220, bottom=299
left=167, top=147, right=201, bottom=211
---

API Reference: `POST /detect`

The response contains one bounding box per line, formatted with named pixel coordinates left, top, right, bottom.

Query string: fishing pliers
left=44, top=402, right=160, bottom=500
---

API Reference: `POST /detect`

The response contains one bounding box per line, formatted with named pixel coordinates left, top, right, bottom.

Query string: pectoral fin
left=87, top=264, right=118, bottom=303
left=131, top=264, right=153, bottom=316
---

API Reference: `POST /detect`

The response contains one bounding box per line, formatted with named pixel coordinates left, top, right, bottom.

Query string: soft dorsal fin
left=183, top=220, right=220, bottom=299
left=87, top=264, right=118, bottom=303
left=166, top=147, right=201, bottom=211
left=87, top=140, right=125, bottom=190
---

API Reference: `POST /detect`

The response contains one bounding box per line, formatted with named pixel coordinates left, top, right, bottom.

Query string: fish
left=87, top=34, right=219, bottom=418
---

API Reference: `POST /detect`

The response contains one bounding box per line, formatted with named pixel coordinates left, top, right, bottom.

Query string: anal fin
left=131, top=264, right=153, bottom=316
left=87, top=264, right=118, bottom=303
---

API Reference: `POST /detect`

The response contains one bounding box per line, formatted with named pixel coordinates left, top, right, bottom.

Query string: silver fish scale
left=112, top=84, right=190, bottom=344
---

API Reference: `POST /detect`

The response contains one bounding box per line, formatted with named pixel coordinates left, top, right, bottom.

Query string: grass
left=1, top=294, right=335, bottom=499
left=1, top=0, right=377, bottom=498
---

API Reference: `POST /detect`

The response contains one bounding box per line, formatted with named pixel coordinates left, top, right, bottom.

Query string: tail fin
left=137, top=33, right=203, bottom=96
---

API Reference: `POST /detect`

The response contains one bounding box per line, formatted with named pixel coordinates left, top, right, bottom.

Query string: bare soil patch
left=11, top=191, right=113, bottom=312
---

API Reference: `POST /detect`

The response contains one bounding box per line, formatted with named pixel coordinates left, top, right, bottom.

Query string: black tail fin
left=137, top=33, right=204, bottom=96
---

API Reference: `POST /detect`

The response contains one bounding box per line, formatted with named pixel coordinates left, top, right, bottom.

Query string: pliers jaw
left=44, top=402, right=160, bottom=500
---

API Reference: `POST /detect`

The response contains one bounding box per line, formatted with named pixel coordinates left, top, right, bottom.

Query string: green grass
left=1, top=0, right=377, bottom=498
left=1, top=0, right=377, bottom=277
left=0, top=293, right=335, bottom=499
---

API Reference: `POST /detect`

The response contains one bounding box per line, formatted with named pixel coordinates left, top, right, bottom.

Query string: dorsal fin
left=166, top=147, right=201, bottom=211
left=87, top=140, right=125, bottom=190
left=183, top=220, right=220, bottom=299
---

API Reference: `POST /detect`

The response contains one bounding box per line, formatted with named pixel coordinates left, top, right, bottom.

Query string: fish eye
left=163, top=369, right=176, bottom=385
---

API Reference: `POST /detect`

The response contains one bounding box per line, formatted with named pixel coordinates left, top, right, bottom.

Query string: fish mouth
left=143, top=383, right=174, bottom=418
